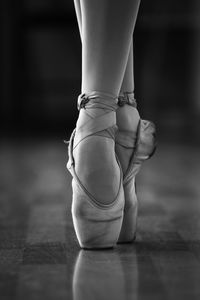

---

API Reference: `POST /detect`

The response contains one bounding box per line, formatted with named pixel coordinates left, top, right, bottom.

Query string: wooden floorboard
left=0, top=139, right=200, bottom=300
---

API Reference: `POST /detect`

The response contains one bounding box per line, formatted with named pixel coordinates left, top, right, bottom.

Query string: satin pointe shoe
left=67, top=92, right=125, bottom=249
left=116, top=92, right=156, bottom=243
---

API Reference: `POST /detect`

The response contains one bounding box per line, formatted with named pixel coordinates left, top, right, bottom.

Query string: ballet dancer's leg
left=73, top=0, right=141, bottom=173
left=73, top=0, right=141, bottom=204
left=72, top=1, right=156, bottom=246
left=80, top=0, right=140, bottom=94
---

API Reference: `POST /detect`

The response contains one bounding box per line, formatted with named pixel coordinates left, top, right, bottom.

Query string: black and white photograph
left=1, top=0, right=200, bottom=299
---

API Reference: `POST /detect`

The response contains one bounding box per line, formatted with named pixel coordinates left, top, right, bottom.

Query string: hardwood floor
left=0, top=138, right=200, bottom=300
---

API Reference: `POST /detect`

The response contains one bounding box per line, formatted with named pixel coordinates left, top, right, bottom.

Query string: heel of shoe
left=118, top=205, right=137, bottom=243
left=71, top=179, right=124, bottom=249
left=118, top=180, right=138, bottom=243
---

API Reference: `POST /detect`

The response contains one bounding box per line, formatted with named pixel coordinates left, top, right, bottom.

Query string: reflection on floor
left=0, top=138, right=200, bottom=300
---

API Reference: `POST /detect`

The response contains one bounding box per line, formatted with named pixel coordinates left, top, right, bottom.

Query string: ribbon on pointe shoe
left=72, top=91, right=118, bottom=150
left=67, top=91, right=123, bottom=207
left=123, top=119, right=156, bottom=185
left=118, top=91, right=137, bottom=108
left=116, top=92, right=157, bottom=185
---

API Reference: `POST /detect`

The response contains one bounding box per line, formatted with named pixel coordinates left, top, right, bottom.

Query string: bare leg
left=80, top=0, right=140, bottom=95
left=73, top=0, right=137, bottom=93
left=120, top=42, right=134, bottom=93
left=73, top=0, right=141, bottom=204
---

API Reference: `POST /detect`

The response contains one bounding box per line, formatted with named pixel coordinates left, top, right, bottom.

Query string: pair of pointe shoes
left=67, top=91, right=156, bottom=249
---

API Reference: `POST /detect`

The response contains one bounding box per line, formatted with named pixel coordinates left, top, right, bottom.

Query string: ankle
left=75, top=92, right=118, bottom=129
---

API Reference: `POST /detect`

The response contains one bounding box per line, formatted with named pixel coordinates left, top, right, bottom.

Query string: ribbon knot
left=118, top=92, right=137, bottom=108
left=78, top=94, right=90, bottom=110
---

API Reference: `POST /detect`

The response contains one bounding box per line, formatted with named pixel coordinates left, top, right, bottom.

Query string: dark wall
left=1, top=0, right=200, bottom=139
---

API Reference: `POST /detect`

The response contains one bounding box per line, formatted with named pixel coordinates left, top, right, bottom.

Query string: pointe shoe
left=116, top=92, right=156, bottom=243
left=67, top=92, right=125, bottom=249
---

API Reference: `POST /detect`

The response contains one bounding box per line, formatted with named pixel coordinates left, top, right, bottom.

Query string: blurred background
left=1, top=2, right=200, bottom=299
left=1, top=0, right=200, bottom=141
